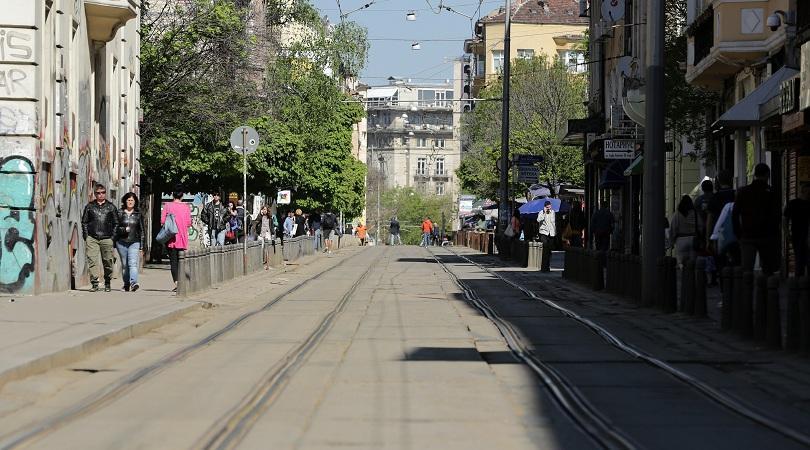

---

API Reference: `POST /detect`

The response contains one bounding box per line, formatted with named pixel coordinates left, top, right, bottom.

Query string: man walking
left=283, top=211, right=294, bottom=238
left=389, top=217, right=401, bottom=246
left=82, top=184, right=119, bottom=292
left=732, top=163, right=780, bottom=275
left=784, top=184, right=810, bottom=276
left=537, top=201, right=556, bottom=272
left=420, top=217, right=433, bottom=247
left=590, top=202, right=614, bottom=251
left=322, top=211, right=337, bottom=254
left=202, top=192, right=227, bottom=246
left=707, top=170, right=738, bottom=272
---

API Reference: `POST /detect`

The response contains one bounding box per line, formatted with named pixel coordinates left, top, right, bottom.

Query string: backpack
left=323, top=213, right=336, bottom=229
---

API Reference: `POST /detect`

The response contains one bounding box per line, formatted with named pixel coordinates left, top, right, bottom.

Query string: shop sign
left=603, top=139, right=635, bottom=159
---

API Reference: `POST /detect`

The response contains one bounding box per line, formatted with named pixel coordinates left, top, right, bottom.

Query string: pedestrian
left=321, top=211, right=338, bottom=254
left=283, top=211, right=294, bottom=238
left=116, top=192, right=146, bottom=292
left=161, top=187, right=192, bottom=292
left=294, top=208, right=306, bottom=237
left=389, top=216, right=401, bottom=246
left=590, top=201, right=614, bottom=251
left=784, top=183, right=810, bottom=277
left=694, top=180, right=714, bottom=250
left=236, top=199, right=248, bottom=243
left=537, top=201, right=556, bottom=272
left=707, top=170, right=738, bottom=276
left=732, top=163, right=780, bottom=275
left=566, top=201, right=585, bottom=248
left=251, top=205, right=276, bottom=270
left=225, top=202, right=239, bottom=245
left=201, top=192, right=228, bottom=247
left=510, top=210, right=521, bottom=240
left=420, top=217, right=433, bottom=247
left=431, top=221, right=440, bottom=246
left=311, top=211, right=323, bottom=251
left=356, top=222, right=368, bottom=246
left=81, top=183, right=119, bottom=292
left=669, top=195, right=697, bottom=266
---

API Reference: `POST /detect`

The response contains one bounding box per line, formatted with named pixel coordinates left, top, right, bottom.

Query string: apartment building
left=463, top=0, right=588, bottom=97
left=0, top=0, right=141, bottom=294
left=364, top=78, right=460, bottom=201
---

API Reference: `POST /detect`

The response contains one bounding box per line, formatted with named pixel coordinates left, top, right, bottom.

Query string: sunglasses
left=95, top=191, right=106, bottom=195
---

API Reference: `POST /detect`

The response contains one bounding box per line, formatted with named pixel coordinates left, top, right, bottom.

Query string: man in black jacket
left=732, top=163, right=780, bottom=275
left=81, top=184, right=119, bottom=291
left=202, top=192, right=227, bottom=246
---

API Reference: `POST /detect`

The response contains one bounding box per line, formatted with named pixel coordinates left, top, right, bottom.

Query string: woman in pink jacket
left=161, top=187, right=192, bottom=292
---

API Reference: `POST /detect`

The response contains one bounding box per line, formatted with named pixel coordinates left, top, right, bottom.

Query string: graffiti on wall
left=0, top=156, right=35, bottom=293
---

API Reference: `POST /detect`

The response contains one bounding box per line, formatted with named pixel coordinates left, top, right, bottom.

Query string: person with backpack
left=160, top=187, right=192, bottom=292
left=322, top=211, right=338, bottom=254
left=201, top=192, right=227, bottom=246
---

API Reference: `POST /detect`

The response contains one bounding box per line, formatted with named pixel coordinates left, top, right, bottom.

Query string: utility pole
left=377, top=153, right=382, bottom=246
left=497, top=0, right=512, bottom=234
left=642, top=0, right=665, bottom=305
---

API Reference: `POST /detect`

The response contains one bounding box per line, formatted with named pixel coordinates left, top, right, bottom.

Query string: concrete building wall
left=0, top=0, right=140, bottom=295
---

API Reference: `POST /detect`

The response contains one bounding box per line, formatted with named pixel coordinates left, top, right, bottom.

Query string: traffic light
left=462, top=61, right=474, bottom=112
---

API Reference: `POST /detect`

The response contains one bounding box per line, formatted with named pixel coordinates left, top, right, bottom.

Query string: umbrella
left=518, top=197, right=569, bottom=214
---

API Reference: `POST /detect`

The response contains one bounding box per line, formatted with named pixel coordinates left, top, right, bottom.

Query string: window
left=417, top=157, right=427, bottom=175
left=418, top=89, right=453, bottom=107
left=436, top=182, right=445, bottom=195
left=417, top=181, right=428, bottom=193
left=434, top=139, right=445, bottom=148
left=417, top=137, right=427, bottom=148
left=517, top=49, right=535, bottom=59
left=435, top=157, right=445, bottom=175
left=476, top=59, right=485, bottom=76
left=558, top=50, right=586, bottom=73
left=492, top=50, right=504, bottom=72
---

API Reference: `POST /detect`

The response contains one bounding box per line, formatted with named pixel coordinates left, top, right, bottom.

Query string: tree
left=457, top=57, right=587, bottom=200
left=370, top=186, right=455, bottom=245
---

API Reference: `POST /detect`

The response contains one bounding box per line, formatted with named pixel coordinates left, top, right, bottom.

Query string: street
left=1, top=246, right=809, bottom=449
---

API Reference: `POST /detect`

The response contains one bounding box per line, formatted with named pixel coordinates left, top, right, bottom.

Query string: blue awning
left=599, top=160, right=630, bottom=189
left=713, top=66, right=799, bottom=128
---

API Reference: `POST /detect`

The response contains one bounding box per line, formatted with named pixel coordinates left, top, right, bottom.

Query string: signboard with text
left=604, top=139, right=635, bottom=159
left=517, top=165, right=540, bottom=183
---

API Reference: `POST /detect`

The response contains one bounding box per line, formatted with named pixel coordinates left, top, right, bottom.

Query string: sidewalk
left=0, top=251, right=330, bottom=390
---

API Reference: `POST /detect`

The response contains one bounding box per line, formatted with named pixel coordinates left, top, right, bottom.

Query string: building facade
left=463, top=0, right=588, bottom=97
left=364, top=78, right=460, bottom=202
left=1, top=0, right=141, bottom=294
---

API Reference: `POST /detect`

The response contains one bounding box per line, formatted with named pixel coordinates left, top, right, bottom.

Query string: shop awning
left=366, top=87, right=398, bottom=98
left=623, top=154, right=643, bottom=176
left=713, top=66, right=799, bottom=128
left=599, top=160, right=630, bottom=189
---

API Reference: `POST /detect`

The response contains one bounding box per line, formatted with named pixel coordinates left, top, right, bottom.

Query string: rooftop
left=480, top=0, right=587, bottom=26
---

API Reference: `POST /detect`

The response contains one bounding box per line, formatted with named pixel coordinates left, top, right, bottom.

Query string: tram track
left=433, top=246, right=810, bottom=449
left=0, top=248, right=372, bottom=450
left=193, top=248, right=384, bottom=450
left=427, top=248, right=639, bottom=450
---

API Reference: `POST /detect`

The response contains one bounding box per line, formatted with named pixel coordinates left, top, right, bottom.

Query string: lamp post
left=498, top=0, right=512, bottom=235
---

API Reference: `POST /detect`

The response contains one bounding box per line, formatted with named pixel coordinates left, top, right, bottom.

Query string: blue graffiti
left=0, top=156, right=35, bottom=293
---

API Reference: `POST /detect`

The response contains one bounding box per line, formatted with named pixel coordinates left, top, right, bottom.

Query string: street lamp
left=497, top=0, right=513, bottom=236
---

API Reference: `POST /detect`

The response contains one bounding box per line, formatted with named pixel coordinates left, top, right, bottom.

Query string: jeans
left=167, top=248, right=182, bottom=282
left=390, top=233, right=401, bottom=246
left=86, top=236, right=115, bottom=284
left=421, top=232, right=431, bottom=247
left=116, top=241, right=140, bottom=286
left=315, top=228, right=322, bottom=251
left=210, top=229, right=225, bottom=246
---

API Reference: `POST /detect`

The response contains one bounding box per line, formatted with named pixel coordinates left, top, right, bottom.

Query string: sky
left=309, top=0, right=503, bottom=86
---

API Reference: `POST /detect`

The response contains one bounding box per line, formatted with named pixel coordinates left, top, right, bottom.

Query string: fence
left=453, top=230, right=544, bottom=271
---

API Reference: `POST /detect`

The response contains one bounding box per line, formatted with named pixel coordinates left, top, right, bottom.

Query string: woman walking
left=225, top=201, right=239, bottom=245
left=251, top=205, right=277, bottom=270
left=161, top=187, right=192, bottom=292
left=116, top=193, right=146, bottom=292
left=669, top=195, right=697, bottom=265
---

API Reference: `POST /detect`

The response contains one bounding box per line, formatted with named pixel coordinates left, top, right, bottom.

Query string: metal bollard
left=766, top=275, right=782, bottom=349
left=694, top=258, right=707, bottom=317
left=786, top=278, right=801, bottom=352
left=720, top=267, right=733, bottom=330
left=731, top=267, right=743, bottom=332
left=740, top=271, right=754, bottom=338
left=754, top=274, right=768, bottom=341
left=800, top=277, right=810, bottom=355
left=681, top=259, right=696, bottom=314
left=177, top=250, right=188, bottom=295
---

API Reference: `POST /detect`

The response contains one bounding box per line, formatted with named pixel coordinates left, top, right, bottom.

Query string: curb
left=0, top=302, right=199, bottom=391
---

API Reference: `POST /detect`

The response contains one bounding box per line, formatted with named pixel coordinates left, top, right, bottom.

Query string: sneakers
left=122, top=285, right=130, bottom=292
left=90, top=283, right=99, bottom=292
left=130, top=283, right=140, bottom=292
left=104, top=283, right=112, bottom=292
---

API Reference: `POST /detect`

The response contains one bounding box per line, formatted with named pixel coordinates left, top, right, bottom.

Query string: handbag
left=156, top=213, right=178, bottom=244
left=225, top=230, right=235, bottom=240
left=504, top=225, right=516, bottom=238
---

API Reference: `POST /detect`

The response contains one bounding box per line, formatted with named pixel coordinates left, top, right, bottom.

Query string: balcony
left=85, top=0, right=138, bottom=42
left=686, top=1, right=788, bottom=90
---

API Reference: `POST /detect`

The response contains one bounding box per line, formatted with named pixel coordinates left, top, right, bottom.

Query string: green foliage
left=457, top=57, right=587, bottom=199
left=375, top=187, right=455, bottom=245
left=140, top=0, right=368, bottom=217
